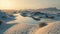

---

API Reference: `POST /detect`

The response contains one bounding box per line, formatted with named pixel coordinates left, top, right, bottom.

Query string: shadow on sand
left=0, top=23, right=17, bottom=34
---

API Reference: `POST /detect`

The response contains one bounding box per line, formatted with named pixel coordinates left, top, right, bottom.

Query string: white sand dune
left=1, top=13, right=60, bottom=34
left=35, top=21, right=60, bottom=34
left=3, top=14, right=39, bottom=34
left=4, top=23, right=39, bottom=34
left=4, top=21, right=60, bottom=34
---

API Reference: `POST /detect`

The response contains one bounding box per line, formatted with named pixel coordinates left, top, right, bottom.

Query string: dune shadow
left=0, top=23, right=17, bottom=34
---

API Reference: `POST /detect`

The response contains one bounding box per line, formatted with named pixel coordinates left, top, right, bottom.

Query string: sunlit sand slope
left=35, top=21, right=60, bottom=34
left=4, top=23, right=39, bottom=34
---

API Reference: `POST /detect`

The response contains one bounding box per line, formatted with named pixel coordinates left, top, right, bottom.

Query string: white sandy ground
left=35, top=21, right=60, bottom=34
left=4, top=21, right=60, bottom=34
left=0, top=14, right=39, bottom=34
left=0, top=13, right=60, bottom=34
left=4, top=23, right=39, bottom=34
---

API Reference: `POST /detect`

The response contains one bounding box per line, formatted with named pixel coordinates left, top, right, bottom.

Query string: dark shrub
left=9, top=15, right=15, bottom=17
left=45, top=15, right=54, bottom=19
left=0, top=21, right=3, bottom=25
left=39, top=23, right=47, bottom=28
left=48, top=16, right=54, bottom=19
left=1, top=16, right=7, bottom=19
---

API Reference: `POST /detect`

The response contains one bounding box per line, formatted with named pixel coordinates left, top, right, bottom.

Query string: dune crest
left=35, top=21, right=60, bottom=34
